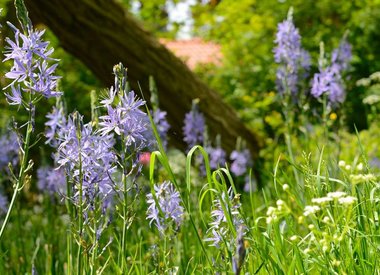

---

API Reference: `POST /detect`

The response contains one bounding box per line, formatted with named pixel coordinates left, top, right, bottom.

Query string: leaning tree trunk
left=24, top=0, right=262, bottom=158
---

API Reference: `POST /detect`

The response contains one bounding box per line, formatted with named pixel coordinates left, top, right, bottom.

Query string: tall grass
left=1, top=113, right=379, bottom=274
left=1, top=2, right=380, bottom=274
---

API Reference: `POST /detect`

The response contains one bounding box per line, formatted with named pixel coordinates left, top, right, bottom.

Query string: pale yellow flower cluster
left=307, top=191, right=357, bottom=210
left=350, top=173, right=376, bottom=184
left=303, top=205, right=321, bottom=216
left=266, top=199, right=290, bottom=224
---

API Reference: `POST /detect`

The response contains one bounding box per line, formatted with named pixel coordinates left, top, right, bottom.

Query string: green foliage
left=1, top=121, right=380, bottom=273
left=13, top=0, right=30, bottom=29
left=190, top=0, right=380, bottom=131
left=120, top=0, right=178, bottom=38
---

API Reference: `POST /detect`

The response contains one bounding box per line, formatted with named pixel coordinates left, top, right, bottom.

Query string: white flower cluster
left=266, top=199, right=289, bottom=224
left=350, top=173, right=376, bottom=184
left=338, top=196, right=357, bottom=205
left=339, top=160, right=366, bottom=172
left=338, top=160, right=352, bottom=171
left=309, top=191, right=357, bottom=209
left=303, top=205, right=321, bottom=216
left=327, top=191, right=346, bottom=199
left=339, top=159, right=377, bottom=184
left=311, top=197, right=333, bottom=204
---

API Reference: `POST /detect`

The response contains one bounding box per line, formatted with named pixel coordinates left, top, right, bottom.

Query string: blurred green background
left=1, top=0, right=380, bottom=146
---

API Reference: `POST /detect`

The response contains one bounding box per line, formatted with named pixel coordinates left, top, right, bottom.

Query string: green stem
left=66, top=175, right=73, bottom=220
left=149, top=151, right=214, bottom=272
left=90, top=187, right=99, bottom=275
left=66, top=175, right=74, bottom=274
left=76, top=121, right=84, bottom=275
left=322, top=93, right=329, bottom=146
left=0, top=108, right=33, bottom=241
left=67, top=234, right=72, bottom=275
left=120, top=136, right=128, bottom=272
left=163, top=236, right=168, bottom=271
left=284, top=100, right=300, bottom=187
left=16, top=201, right=26, bottom=272
left=65, top=175, right=73, bottom=274
left=121, top=174, right=128, bottom=271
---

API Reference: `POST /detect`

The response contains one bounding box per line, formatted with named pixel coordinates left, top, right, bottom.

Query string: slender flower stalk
left=120, top=136, right=129, bottom=272
left=75, top=114, right=84, bottom=275
left=274, top=9, right=309, bottom=186
left=0, top=107, right=33, bottom=241
left=205, top=188, right=245, bottom=248
left=274, top=9, right=310, bottom=97
left=98, top=63, right=150, bottom=271
left=146, top=180, right=184, bottom=272
left=183, top=99, right=205, bottom=151
left=0, top=6, right=61, bottom=240
left=205, top=187, right=246, bottom=273
left=51, top=109, right=116, bottom=274
left=232, top=226, right=247, bottom=275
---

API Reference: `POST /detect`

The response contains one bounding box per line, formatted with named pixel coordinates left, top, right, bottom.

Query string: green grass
left=1, top=120, right=380, bottom=275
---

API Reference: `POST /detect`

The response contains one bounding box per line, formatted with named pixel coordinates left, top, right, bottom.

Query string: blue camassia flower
left=45, top=105, right=66, bottom=147
left=0, top=192, right=8, bottom=214
left=3, top=22, right=61, bottom=105
left=37, top=166, right=66, bottom=196
left=183, top=101, right=205, bottom=151
left=99, top=89, right=150, bottom=150
left=205, top=188, right=245, bottom=248
left=311, top=38, right=352, bottom=104
left=152, top=108, right=170, bottom=150
left=274, top=15, right=310, bottom=95
left=206, top=146, right=226, bottom=170
left=146, top=181, right=184, bottom=234
left=230, top=149, right=251, bottom=177
left=56, top=113, right=117, bottom=207
left=331, top=38, right=352, bottom=73
left=0, top=130, right=19, bottom=171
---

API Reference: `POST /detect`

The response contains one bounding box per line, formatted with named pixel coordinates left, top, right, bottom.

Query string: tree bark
left=24, top=0, right=262, bottom=157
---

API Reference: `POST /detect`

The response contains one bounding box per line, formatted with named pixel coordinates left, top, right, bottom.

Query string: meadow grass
left=1, top=3, right=380, bottom=274
left=0, top=120, right=380, bottom=274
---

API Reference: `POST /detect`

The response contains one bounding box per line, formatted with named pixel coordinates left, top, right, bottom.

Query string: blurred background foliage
left=1, top=0, right=380, bottom=145
left=121, top=0, right=380, bottom=133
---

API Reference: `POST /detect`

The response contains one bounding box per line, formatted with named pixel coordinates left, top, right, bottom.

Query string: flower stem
left=119, top=134, right=129, bottom=272
left=283, top=94, right=300, bottom=187
left=76, top=115, right=84, bottom=275
left=0, top=107, right=33, bottom=241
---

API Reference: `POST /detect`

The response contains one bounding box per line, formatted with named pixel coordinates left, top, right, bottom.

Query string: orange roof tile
left=160, top=37, right=222, bottom=69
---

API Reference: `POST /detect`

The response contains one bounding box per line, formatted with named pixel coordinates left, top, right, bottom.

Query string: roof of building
left=160, top=37, right=222, bottom=69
